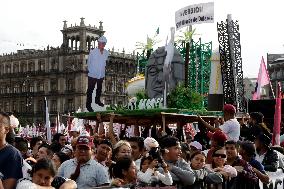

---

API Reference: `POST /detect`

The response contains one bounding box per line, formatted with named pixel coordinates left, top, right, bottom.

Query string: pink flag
left=252, top=57, right=270, bottom=100
left=272, top=82, right=281, bottom=146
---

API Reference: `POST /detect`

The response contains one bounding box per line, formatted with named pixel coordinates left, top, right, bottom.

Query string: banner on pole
left=175, top=2, right=214, bottom=30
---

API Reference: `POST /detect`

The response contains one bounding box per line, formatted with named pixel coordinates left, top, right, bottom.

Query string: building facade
left=267, top=53, right=284, bottom=92
left=0, top=18, right=136, bottom=124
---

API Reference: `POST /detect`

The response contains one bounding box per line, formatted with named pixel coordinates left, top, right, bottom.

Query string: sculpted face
left=145, top=47, right=184, bottom=99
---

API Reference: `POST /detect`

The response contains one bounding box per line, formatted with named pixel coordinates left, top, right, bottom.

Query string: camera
left=148, top=147, right=165, bottom=167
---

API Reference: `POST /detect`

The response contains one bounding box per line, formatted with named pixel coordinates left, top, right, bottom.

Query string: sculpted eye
left=148, top=66, right=157, bottom=75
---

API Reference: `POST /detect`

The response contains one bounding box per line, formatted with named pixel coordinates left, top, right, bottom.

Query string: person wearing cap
left=240, top=112, right=271, bottom=141
left=158, top=136, right=196, bottom=188
left=255, top=134, right=279, bottom=172
left=86, top=35, right=109, bottom=110
left=190, top=141, right=203, bottom=151
left=70, top=127, right=80, bottom=139
left=198, top=104, right=240, bottom=142
left=239, top=141, right=270, bottom=184
left=57, top=136, right=110, bottom=188
left=204, top=130, right=227, bottom=164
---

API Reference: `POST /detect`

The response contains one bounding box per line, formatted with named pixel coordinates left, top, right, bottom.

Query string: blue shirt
left=249, top=158, right=265, bottom=174
left=87, top=48, right=109, bottom=79
left=0, top=144, right=23, bottom=180
left=57, top=158, right=110, bottom=189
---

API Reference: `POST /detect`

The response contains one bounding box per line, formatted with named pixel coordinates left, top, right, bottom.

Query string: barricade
left=91, top=169, right=284, bottom=189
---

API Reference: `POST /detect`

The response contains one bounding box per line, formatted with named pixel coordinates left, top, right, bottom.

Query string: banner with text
left=175, top=2, right=214, bottom=30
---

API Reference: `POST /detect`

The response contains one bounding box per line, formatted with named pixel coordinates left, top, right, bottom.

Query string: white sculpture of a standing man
left=86, top=36, right=109, bottom=111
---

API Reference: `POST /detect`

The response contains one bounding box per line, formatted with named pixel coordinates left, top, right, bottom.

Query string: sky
left=1, top=0, right=284, bottom=78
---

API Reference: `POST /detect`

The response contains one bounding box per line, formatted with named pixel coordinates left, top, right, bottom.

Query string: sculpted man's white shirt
left=87, top=48, right=109, bottom=79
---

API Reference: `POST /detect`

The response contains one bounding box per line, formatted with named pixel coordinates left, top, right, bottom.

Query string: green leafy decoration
left=167, top=83, right=204, bottom=110
left=135, top=32, right=160, bottom=52
left=135, top=89, right=149, bottom=103
left=176, top=26, right=196, bottom=44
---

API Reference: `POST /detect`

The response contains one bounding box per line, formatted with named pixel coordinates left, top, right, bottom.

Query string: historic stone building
left=0, top=18, right=136, bottom=124
left=267, top=53, right=284, bottom=91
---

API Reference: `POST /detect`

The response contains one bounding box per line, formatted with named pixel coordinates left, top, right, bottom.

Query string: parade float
left=75, top=26, right=223, bottom=127
left=75, top=4, right=247, bottom=132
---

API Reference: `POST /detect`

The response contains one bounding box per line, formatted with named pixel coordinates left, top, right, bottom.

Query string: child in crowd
left=137, top=155, right=172, bottom=186
left=190, top=151, right=223, bottom=188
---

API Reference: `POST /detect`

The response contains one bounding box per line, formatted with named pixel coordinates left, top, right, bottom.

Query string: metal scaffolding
left=217, top=15, right=245, bottom=112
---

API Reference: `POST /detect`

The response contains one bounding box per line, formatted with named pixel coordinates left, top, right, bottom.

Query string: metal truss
left=217, top=18, right=246, bottom=112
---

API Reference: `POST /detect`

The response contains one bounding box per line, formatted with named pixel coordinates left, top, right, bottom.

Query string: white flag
left=45, top=97, right=51, bottom=143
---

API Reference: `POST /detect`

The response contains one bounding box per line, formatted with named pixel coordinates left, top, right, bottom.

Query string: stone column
left=71, top=39, right=74, bottom=51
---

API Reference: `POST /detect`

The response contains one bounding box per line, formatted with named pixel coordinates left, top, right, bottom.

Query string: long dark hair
left=109, top=157, right=133, bottom=179
left=31, top=158, right=56, bottom=177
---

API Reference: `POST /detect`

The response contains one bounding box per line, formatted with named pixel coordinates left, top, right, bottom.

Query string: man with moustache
left=57, top=136, right=110, bottom=188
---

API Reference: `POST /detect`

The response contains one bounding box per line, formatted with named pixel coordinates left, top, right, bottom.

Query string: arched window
left=6, top=64, right=11, bottom=74
left=0, top=65, right=3, bottom=75
left=67, top=99, right=74, bottom=111
left=21, top=61, right=27, bottom=72
left=28, top=61, right=35, bottom=72
left=51, top=58, right=57, bottom=70
left=4, top=102, right=9, bottom=112
left=29, top=83, right=34, bottom=92
left=12, top=101, right=18, bottom=112
left=51, top=100, right=57, bottom=112
left=50, top=80, right=57, bottom=91
left=6, top=85, right=10, bottom=93
left=39, top=60, right=45, bottom=71
left=13, top=63, right=19, bottom=73
left=66, top=78, right=74, bottom=91
left=0, top=85, right=5, bottom=94
left=37, top=81, right=44, bottom=92
left=13, top=84, right=20, bottom=93
left=38, top=100, right=43, bottom=112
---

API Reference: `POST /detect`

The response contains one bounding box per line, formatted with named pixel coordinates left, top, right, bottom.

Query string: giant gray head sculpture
left=145, top=46, right=185, bottom=99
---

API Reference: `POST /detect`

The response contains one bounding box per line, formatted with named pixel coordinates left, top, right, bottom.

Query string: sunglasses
left=213, top=153, right=226, bottom=158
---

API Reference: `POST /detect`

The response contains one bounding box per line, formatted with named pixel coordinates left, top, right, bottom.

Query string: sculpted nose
left=157, top=72, right=163, bottom=83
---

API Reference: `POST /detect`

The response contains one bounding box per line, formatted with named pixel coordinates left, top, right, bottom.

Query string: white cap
left=80, top=129, right=90, bottom=137
left=144, top=137, right=159, bottom=151
left=10, top=115, right=19, bottom=128
left=98, top=36, right=107, bottom=43
left=190, top=141, right=202, bottom=150
left=70, top=126, right=80, bottom=132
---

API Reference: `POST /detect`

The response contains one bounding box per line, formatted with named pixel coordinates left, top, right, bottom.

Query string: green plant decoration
left=135, top=89, right=149, bottom=103
left=167, top=83, right=204, bottom=110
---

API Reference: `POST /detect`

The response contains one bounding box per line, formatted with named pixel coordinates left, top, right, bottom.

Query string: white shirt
left=219, top=118, right=240, bottom=142
left=87, top=48, right=109, bottom=79
left=57, top=158, right=110, bottom=189
left=135, top=158, right=141, bottom=170
left=255, top=152, right=266, bottom=164
left=137, top=168, right=173, bottom=185
left=22, top=160, right=32, bottom=179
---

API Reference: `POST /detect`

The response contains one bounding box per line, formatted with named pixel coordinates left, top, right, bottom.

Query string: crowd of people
left=0, top=103, right=284, bottom=189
